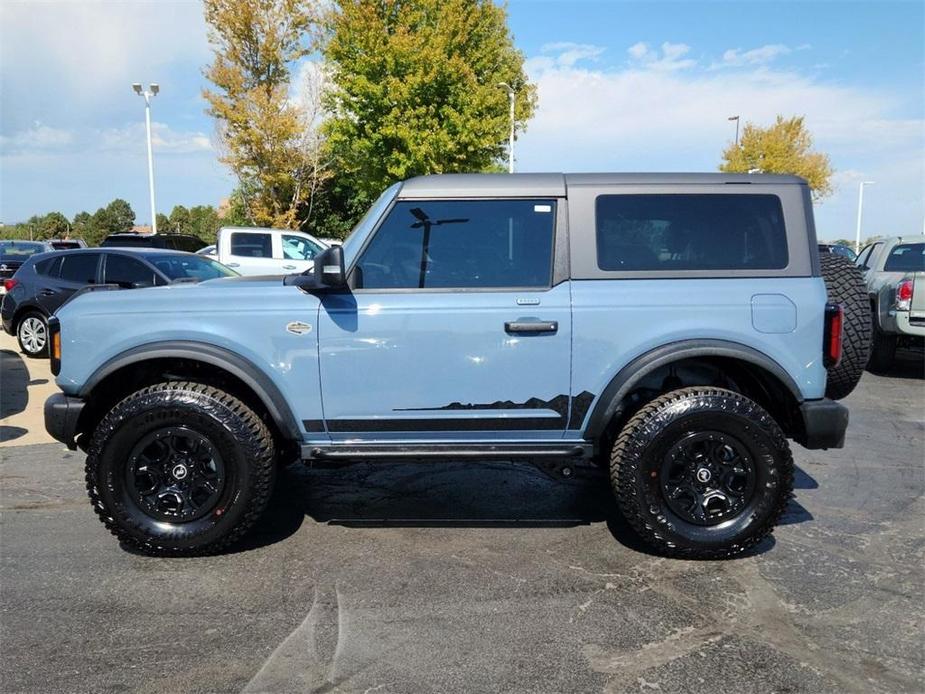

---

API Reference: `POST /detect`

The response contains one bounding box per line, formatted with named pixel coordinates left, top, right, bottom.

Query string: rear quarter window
left=595, top=194, right=788, bottom=272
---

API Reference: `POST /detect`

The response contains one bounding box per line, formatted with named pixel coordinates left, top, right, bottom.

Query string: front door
left=315, top=197, right=573, bottom=440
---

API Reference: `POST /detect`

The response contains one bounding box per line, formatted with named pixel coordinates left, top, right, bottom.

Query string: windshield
left=883, top=243, right=924, bottom=273
left=340, top=182, right=402, bottom=265
left=148, top=254, right=239, bottom=281
left=0, top=241, right=47, bottom=262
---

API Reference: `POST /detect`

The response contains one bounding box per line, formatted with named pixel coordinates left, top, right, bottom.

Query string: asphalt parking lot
left=1, top=330, right=923, bottom=694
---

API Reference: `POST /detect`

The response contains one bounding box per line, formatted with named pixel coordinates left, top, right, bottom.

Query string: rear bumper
left=44, top=393, right=85, bottom=450
left=797, top=398, right=849, bottom=450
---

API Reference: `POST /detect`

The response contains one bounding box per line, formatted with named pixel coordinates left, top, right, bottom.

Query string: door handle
left=226, top=262, right=240, bottom=268
left=40, top=288, right=57, bottom=296
left=504, top=320, right=558, bottom=334
left=282, top=264, right=296, bottom=270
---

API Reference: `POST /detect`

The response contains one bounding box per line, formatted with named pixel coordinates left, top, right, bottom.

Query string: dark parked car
left=1, top=248, right=237, bottom=357
left=0, top=240, right=55, bottom=289
left=818, top=243, right=857, bottom=262
left=101, top=232, right=206, bottom=253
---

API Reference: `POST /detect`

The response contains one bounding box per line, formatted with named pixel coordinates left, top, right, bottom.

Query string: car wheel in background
left=820, top=253, right=871, bottom=400
left=16, top=311, right=49, bottom=358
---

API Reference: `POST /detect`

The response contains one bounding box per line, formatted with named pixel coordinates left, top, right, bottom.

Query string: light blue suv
left=44, top=173, right=869, bottom=558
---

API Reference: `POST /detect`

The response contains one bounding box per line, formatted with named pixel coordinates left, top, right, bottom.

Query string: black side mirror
left=314, top=245, right=346, bottom=288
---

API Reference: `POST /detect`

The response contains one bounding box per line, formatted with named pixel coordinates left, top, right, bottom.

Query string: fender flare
left=582, top=339, right=804, bottom=440
left=78, top=341, right=302, bottom=441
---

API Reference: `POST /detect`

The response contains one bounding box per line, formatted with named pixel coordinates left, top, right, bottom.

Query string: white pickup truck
left=215, top=226, right=329, bottom=276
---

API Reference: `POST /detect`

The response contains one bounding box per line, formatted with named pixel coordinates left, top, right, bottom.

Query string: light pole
left=855, top=180, right=875, bottom=253
left=132, top=82, right=160, bottom=233
left=728, top=115, right=740, bottom=146
left=498, top=82, right=515, bottom=173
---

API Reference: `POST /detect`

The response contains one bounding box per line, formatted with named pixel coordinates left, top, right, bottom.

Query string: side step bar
left=301, top=442, right=593, bottom=461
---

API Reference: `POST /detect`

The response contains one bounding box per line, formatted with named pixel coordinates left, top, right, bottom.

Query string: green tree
left=188, top=205, right=221, bottom=243
left=720, top=115, right=834, bottom=200
left=72, top=211, right=95, bottom=242
left=155, top=213, right=171, bottom=233
left=36, top=212, right=70, bottom=239
left=168, top=205, right=191, bottom=233
left=202, top=0, right=326, bottom=229
left=323, top=0, right=536, bottom=208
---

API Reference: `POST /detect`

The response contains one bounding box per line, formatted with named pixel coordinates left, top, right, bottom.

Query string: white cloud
left=98, top=122, right=212, bottom=155
left=0, top=124, right=74, bottom=153
left=527, top=42, right=606, bottom=73
left=721, top=44, right=792, bottom=67
left=519, top=56, right=925, bottom=238
left=626, top=41, right=696, bottom=71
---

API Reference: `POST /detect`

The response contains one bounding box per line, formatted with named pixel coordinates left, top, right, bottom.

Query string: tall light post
left=855, top=180, right=875, bottom=253
left=728, top=115, right=740, bottom=146
left=498, top=82, right=515, bottom=173
left=132, top=82, right=160, bottom=234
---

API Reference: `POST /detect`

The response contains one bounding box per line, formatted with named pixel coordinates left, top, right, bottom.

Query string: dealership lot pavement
left=1, top=329, right=922, bottom=693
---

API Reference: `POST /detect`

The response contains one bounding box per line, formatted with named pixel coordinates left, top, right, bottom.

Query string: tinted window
left=859, top=243, right=882, bottom=270
left=230, top=232, right=272, bottom=258
left=49, top=240, right=83, bottom=250
left=883, top=243, right=925, bottom=272
left=166, top=236, right=204, bottom=252
left=105, top=254, right=157, bottom=287
left=59, top=254, right=99, bottom=283
left=0, top=241, right=47, bottom=261
left=855, top=245, right=873, bottom=268
left=101, top=235, right=155, bottom=248
left=596, top=194, right=788, bottom=272
left=282, top=234, right=322, bottom=260
left=148, top=254, right=238, bottom=281
left=34, top=257, right=61, bottom=276
left=356, top=199, right=556, bottom=289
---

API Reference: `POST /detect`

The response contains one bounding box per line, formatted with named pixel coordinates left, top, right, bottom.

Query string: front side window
left=282, top=234, right=322, bottom=260
left=58, top=254, right=99, bottom=283
left=596, top=194, right=788, bottom=272
left=860, top=243, right=883, bottom=270
left=104, top=255, right=157, bottom=287
left=230, top=232, right=272, bottom=258
left=355, top=199, right=556, bottom=289
left=855, top=245, right=873, bottom=268
left=883, top=243, right=924, bottom=273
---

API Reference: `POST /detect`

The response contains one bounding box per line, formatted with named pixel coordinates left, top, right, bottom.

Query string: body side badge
left=286, top=321, right=313, bottom=335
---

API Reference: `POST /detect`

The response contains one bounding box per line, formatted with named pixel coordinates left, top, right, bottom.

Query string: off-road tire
left=820, top=253, right=870, bottom=399
left=16, top=310, right=48, bottom=358
left=610, top=387, right=794, bottom=559
left=85, top=381, right=276, bottom=556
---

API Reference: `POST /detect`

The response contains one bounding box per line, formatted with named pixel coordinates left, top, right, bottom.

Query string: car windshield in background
left=883, top=243, right=925, bottom=273
left=148, top=255, right=238, bottom=281
left=0, top=241, right=46, bottom=261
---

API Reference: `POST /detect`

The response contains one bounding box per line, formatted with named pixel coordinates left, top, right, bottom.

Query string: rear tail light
left=823, top=302, right=843, bottom=368
left=895, top=278, right=914, bottom=311
left=3, top=278, right=17, bottom=292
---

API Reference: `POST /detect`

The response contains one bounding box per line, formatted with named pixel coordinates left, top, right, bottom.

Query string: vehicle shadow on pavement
left=239, top=460, right=813, bottom=557
left=1, top=349, right=30, bottom=443
left=873, top=351, right=925, bottom=380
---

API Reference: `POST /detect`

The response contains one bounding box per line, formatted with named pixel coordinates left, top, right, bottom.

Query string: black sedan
left=1, top=248, right=237, bottom=357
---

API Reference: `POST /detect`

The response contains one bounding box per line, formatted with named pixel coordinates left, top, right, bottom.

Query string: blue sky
left=1, top=0, right=922, bottom=240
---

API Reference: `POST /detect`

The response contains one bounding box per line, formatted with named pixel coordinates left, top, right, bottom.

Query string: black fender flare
left=582, top=339, right=804, bottom=441
left=78, top=341, right=302, bottom=441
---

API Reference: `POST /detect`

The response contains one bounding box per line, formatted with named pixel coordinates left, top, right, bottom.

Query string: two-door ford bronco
left=45, top=173, right=870, bottom=558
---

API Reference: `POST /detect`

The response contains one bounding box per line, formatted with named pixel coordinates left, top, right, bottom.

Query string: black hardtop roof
left=397, top=172, right=807, bottom=198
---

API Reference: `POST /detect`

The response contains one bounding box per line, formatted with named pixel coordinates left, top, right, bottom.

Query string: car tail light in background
left=823, top=302, right=843, bottom=368
left=2, top=278, right=17, bottom=292
left=895, top=278, right=914, bottom=311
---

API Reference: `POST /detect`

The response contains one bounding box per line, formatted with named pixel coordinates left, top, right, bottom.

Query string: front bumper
left=44, top=393, right=85, bottom=450
left=797, top=398, right=849, bottom=450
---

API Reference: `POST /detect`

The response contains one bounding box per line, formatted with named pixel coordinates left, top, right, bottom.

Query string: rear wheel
left=16, top=311, right=48, bottom=357
left=85, top=381, right=276, bottom=555
left=610, top=387, right=793, bottom=559
left=820, top=254, right=870, bottom=399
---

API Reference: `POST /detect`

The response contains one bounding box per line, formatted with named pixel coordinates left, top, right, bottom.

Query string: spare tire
left=820, top=253, right=871, bottom=400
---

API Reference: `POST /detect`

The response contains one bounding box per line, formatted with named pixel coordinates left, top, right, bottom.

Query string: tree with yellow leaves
left=720, top=116, right=834, bottom=200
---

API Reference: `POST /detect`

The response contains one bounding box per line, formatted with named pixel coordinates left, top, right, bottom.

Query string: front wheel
left=16, top=311, right=48, bottom=357
left=610, top=387, right=793, bottom=559
left=85, top=381, right=276, bottom=555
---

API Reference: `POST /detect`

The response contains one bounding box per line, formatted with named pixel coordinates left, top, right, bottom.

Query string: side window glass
left=58, top=254, right=99, bottom=283
left=855, top=246, right=871, bottom=268
left=861, top=243, right=882, bottom=270
left=355, top=199, right=556, bottom=289
left=105, top=255, right=156, bottom=287
left=595, top=194, right=788, bottom=271
left=230, top=232, right=272, bottom=258
left=34, top=257, right=60, bottom=276
left=282, top=234, right=320, bottom=260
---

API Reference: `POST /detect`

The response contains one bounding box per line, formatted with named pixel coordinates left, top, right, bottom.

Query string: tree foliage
left=323, top=0, right=536, bottom=206
left=202, top=0, right=328, bottom=229
left=720, top=115, right=834, bottom=200
left=0, top=199, right=135, bottom=244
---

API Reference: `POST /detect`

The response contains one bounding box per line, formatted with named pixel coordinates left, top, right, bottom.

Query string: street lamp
left=728, top=115, right=740, bottom=146
left=498, top=82, right=515, bottom=174
left=132, top=82, right=159, bottom=233
left=855, top=180, right=875, bottom=253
